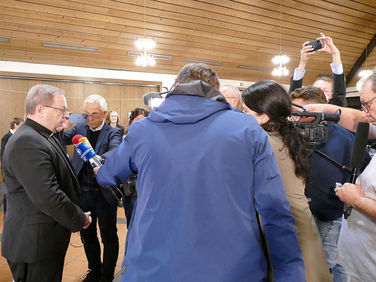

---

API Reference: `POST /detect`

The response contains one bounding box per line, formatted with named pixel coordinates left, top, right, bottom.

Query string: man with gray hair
left=1, top=84, right=91, bottom=281
left=63, top=94, right=122, bottom=282
left=220, top=85, right=242, bottom=110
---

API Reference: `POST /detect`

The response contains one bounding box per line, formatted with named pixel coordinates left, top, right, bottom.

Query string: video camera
left=291, top=105, right=341, bottom=146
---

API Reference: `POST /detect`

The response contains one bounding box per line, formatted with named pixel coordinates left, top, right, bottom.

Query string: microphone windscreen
left=72, top=134, right=84, bottom=145
left=143, top=92, right=162, bottom=107
left=351, top=122, right=369, bottom=169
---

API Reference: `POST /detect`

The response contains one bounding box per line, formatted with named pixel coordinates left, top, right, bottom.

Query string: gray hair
left=25, top=84, right=65, bottom=115
left=220, top=85, right=241, bottom=99
left=364, top=68, right=376, bottom=93
left=84, top=94, right=107, bottom=112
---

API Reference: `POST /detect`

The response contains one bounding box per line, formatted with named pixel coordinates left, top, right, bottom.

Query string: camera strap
left=313, top=149, right=352, bottom=173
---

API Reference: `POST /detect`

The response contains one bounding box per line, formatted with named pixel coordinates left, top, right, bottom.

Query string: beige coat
left=268, top=133, right=332, bottom=282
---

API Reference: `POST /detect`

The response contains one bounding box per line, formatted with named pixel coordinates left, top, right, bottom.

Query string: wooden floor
left=0, top=208, right=128, bottom=282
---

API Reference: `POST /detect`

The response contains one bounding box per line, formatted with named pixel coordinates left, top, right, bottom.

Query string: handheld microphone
left=72, top=134, right=102, bottom=168
left=343, top=122, right=369, bottom=218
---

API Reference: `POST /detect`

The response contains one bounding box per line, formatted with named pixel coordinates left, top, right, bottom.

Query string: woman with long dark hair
left=242, top=80, right=332, bottom=282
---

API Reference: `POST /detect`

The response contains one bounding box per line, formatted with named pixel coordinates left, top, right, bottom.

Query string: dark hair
left=242, top=80, right=311, bottom=184
left=10, top=117, right=23, bottom=130
left=289, top=86, right=327, bottom=104
left=174, top=63, right=220, bottom=89
left=129, top=107, right=149, bottom=125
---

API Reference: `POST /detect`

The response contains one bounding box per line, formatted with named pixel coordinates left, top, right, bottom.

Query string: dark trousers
left=123, top=195, right=137, bottom=228
left=80, top=190, right=119, bottom=281
left=7, top=257, right=64, bottom=282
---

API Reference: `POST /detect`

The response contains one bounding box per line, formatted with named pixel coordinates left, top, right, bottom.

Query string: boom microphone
left=72, top=134, right=102, bottom=168
left=344, top=122, right=369, bottom=218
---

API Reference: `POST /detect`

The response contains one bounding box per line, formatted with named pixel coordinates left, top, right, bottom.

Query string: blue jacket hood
left=148, top=80, right=231, bottom=124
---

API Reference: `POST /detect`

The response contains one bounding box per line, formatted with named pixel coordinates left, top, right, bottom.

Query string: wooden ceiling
left=0, top=0, right=375, bottom=85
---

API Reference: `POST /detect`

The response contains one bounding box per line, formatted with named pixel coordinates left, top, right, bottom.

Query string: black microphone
left=344, top=122, right=369, bottom=218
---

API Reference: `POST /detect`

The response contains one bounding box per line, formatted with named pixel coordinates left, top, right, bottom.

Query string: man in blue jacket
left=96, top=63, right=305, bottom=282
left=63, top=94, right=122, bottom=282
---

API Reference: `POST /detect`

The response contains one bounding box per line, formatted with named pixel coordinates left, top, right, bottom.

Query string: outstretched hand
left=300, top=41, right=315, bottom=64
left=317, top=32, right=340, bottom=56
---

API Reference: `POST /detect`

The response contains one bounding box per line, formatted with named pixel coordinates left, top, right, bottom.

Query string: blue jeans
left=314, top=216, right=349, bottom=282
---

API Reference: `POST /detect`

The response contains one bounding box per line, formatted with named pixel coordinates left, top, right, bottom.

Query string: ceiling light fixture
left=272, top=1, right=289, bottom=77
left=134, top=0, right=156, bottom=67
left=134, top=38, right=156, bottom=67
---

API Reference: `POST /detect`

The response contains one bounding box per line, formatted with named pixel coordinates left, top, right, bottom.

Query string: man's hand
left=334, top=183, right=365, bottom=206
left=297, top=42, right=315, bottom=72
left=63, top=117, right=74, bottom=130
left=83, top=211, right=92, bottom=229
left=317, top=32, right=341, bottom=66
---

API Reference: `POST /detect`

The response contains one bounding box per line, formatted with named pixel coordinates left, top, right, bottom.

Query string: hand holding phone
left=305, top=39, right=324, bottom=52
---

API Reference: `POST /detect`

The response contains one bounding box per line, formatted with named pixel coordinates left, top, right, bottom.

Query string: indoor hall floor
left=0, top=208, right=128, bottom=282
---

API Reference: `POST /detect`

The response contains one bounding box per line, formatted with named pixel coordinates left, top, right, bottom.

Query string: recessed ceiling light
left=127, top=51, right=171, bottom=61
left=42, top=42, right=97, bottom=52
left=238, top=65, right=268, bottom=71
left=0, top=37, right=10, bottom=43
left=186, top=58, right=222, bottom=66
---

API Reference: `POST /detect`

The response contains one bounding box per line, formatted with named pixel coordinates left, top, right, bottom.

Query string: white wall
left=0, top=61, right=256, bottom=90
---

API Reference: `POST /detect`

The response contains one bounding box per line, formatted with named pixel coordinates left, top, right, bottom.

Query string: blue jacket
left=97, top=81, right=305, bottom=282
left=63, top=122, right=122, bottom=205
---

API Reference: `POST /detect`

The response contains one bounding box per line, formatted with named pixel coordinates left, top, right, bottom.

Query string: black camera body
left=306, top=39, right=324, bottom=52
left=291, top=109, right=341, bottom=146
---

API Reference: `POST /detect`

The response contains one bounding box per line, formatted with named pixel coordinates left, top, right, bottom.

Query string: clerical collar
left=89, top=121, right=105, bottom=132
left=24, top=118, right=53, bottom=136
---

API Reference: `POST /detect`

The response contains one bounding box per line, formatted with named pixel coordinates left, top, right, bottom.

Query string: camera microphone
left=343, top=122, right=369, bottom=218
left=72, top=134, right=102, bottom=168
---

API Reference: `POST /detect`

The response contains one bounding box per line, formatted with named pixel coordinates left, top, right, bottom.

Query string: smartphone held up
left=305, top=39, right=324, bottom=52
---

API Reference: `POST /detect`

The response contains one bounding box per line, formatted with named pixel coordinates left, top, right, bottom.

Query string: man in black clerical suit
left=1, top=84, right=91, bottom=282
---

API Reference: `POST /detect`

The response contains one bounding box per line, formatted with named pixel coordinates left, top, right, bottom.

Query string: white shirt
left=293, top=63, right=344, bottom=81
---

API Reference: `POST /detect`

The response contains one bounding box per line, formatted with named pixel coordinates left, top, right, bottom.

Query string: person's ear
left=259, top=113, right=270, bottom=126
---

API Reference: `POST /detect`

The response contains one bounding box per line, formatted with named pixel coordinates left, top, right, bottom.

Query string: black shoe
left=82, top=268, right=102, bottom=282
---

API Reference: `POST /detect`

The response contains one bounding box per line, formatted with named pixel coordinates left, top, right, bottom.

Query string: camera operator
left=290, top=86, right=370, bottom=282
left=289, top=33, right=346, bottom=106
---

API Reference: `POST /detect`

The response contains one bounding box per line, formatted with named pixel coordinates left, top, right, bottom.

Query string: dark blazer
left=1, top=131, right=12, bottom=162
left=1, top=119, right=86, bottom=263
left=288, top=72, right=346, bottom=106
left=63, top=122, right=122, bottom=206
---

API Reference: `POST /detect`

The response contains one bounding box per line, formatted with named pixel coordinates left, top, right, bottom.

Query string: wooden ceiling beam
left=346, top=33, right=376, bottom=86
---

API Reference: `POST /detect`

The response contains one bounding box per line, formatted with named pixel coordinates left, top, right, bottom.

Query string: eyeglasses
left=43, top=105, right=69, bottom=113
left=84, top=112, right=102, bottom=118
left=360, top=96, right=376, bottom=113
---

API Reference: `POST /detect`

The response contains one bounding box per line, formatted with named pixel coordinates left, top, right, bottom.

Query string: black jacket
left=1, top=119, right=86, bottom=262
left=289, top=72, right=346, bottom=106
